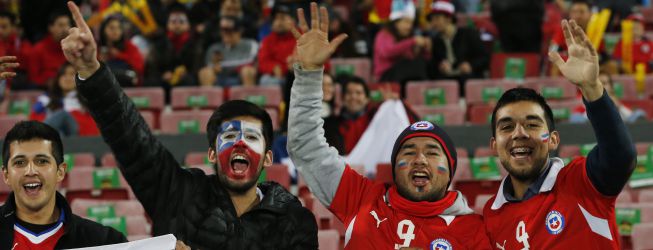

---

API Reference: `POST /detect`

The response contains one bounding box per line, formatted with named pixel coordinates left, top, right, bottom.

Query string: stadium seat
left=639, top=189, right=653, bottom=203
left=185, top=152, right=208, bottom=166
left=617, top=191, right=633, bottom=204
left=454, top=180, right=501, bottom=208
left=489, top=53, right=541, bottom=79
left=411, top=105, right=465, bottom=126
left=228, top=86, right=282, bottom=108
left=265, top=107, right=280, bottom=131
left=367, top=82, right=401, bottom=102
left=71, top=199, right=146, bottom=218
left=101, top=153, right=117, bottom=167
left=632, top=223, right=653, bottom=250
left=451, top=157, right=473, bottom=187
left=523, top=77, right=577, bottom=100
left=312, top=200, right=336, bottom=230
left=375, top=163, right=393, bottom=185
left=621, top=99, right=653, bottom=119
left=6, top=90, right=40, bottom=115
left=69, top=153, right=96, bottom=167
left=159, top=110, right=212, bottom=134
left=124, top=215, right=151, bottom=236
left=330, top=57, right=372, bottom=83
left=140, top=110, right=156, bottom=130
left=0, top=115, right=28, bottom=139
left=558, top=145, right=580, bottom=158
left=467, top=104, right=495, bottom=125
left=465, top=79, right=519, bottom=105
left=171, top=86, right=224, bottom=110
left=473, top=147, right=494, bottom=158
left=547, top=99, right=583, bottom=123
left=611, top=75, right=639, bottom=100
left=617, top=203, right=653, bottom=222
left=474, top=194, right=494, bottom=214
left=405, top=80, right=460, bottom=106
left=456, top=148, right=469, bottom=158
left=65, top=169, right=130, bottom=203
left=646, top=76, right=653, bottom=99
left=636, top=143, right=652, bottom=155
left=266, top=164, right=290, bottom=190
left=318, top=229, right=340, bottom=250
left=123, top=87, right=165, bottom=111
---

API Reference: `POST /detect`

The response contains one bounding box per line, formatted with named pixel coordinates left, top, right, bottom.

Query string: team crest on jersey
left=430, top=238, right=453, bottom=250
left=545, top=210, right=565, bottom=234
left=411, top=121, right=434, bottom=131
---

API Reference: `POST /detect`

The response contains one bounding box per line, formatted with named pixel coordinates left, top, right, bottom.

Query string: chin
left=218, top=174, right=259, bottom=194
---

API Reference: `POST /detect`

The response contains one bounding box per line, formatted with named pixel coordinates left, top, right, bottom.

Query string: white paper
left=65, top=234, right=177, bottom=250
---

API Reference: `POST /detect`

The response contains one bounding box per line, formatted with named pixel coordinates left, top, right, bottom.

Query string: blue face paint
left=398, top=160, right=408, bottom=168
left=541, top=132, right=550, bottom=143
left=217, top=120, right=242, bottom=152
left=436, top=165, right=448, bottom=175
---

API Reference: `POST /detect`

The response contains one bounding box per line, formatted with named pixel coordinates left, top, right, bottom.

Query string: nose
left=412, top=152, right=428, bottom=167
left=233, top=140, right=248, bottom=148
left=24, top=162, right=38, bottom=176
left=511, top=124, right=530, bottom=140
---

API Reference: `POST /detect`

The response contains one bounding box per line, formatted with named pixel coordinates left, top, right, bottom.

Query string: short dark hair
left=206, top=100, right=274, bottom=151
left=2, top=121, right=64, bottom=168
left=571, top=0, right=592, bottom=9
left=490, top=88, right=555, bottom=137
left=0, top=11, right=16, bottom=24
left=168, top=3, right=189, bottom=17
left=47, top=10, right=70, bottom=26
left=338, top=75, right=369, bottom=98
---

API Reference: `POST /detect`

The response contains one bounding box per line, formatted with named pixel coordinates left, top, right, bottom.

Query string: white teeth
left=233, top=155, right=247, bottom=161
left=413, top=172, right=428, bottom=177
left=512, top=147, right=531, bottom=153
left=24, top=183, right=41, bottom=188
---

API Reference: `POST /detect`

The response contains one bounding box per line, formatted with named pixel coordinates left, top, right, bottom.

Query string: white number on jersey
left=394, top=220, right=416, bottom=249
left=516, top=220, right=530, bottom=250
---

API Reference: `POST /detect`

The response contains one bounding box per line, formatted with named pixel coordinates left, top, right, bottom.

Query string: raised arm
left=62, top=1, right=194, bottom=217
left=548, top=20, right=636, bottom=196
left=286, top=3, right=349, bottom=207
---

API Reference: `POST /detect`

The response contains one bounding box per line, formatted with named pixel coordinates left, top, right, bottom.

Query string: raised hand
left=290, top=2, right=347, bottom=70
left=548, top=20, right=603, bottom=101
left=62, top=1, right=100, bottom=78
left=0, top=56, right=19, bottom=79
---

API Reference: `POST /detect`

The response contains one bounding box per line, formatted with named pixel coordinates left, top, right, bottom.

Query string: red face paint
left=218, top=140, right=262, bottom=180
left=436, top=165, right=448, bottom=175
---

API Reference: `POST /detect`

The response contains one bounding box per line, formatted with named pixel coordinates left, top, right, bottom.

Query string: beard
left=214, top=163, right=262, bottom=194
left=395, top=181, right=446, bottom=202
left=500, top=154, right=550, bottom=182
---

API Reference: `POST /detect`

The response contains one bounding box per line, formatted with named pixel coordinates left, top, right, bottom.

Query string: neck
left=15, top=197, right=59, bottom=225
left=509, top=158, right=550, bottom=200
left=229, top=187, right=260, bottom=217
left=443, top=24, right=455, bottom=38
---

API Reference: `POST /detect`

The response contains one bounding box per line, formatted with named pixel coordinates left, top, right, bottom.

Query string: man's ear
left=262, top=150, right=273, bottom=169
left=2, top=167, right=8, bottom=185
left=56, top=163, right=66, bottom=183
left=548, top=131, right=561, bottom=151
left=207, top=148, right=218, bottom=164
left=490, top=137, right=498, bottom=156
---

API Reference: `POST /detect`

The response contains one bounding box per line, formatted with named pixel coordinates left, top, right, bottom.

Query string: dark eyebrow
left=526, top=115, right=545, bottom=123
left=426, top=143, right=443, bottom=152
left=496, top=117, right=513, bottom=125
left=35, top=154, right=53, bottom=159
left=400, top=144, right=416, bottom=150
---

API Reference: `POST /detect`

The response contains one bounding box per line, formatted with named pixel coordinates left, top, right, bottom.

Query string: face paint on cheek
left=218, top=140, right=262, bottom=180
left=436, top=165, right=448, bottom=175
left=398, top=160, right=408, bottom=168
left=215, top=120, right=265, bottom=180
left=541, top=132, right=550, bottom=143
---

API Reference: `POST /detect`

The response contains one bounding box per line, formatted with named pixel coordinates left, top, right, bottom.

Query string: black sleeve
left=584, top=90, right=637, bottom=196
left=289, top=207, right=319, bottom=250
left=75, top=64, right=196, bottom=221
left=464, top=28, right=490, bottom=76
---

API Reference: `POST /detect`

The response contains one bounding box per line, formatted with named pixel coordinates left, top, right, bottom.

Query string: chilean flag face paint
left=216, top=120, right=265, bottom=181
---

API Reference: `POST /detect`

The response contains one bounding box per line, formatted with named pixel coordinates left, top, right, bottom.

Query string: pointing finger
left=68, top=1, right=91, bottom=34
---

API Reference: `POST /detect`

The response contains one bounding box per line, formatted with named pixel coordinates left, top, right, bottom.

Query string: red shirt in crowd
left=612, top=38, right=653, bottom=73
left=257, top=32, right=296, bottom=76
left=28, top=35, right=67, bottom=86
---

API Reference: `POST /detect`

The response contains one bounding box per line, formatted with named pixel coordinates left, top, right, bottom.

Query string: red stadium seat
left=265, top=107, right=280, bottom=131
left=558, top=145, right=580, bottom=158
left=318, top=229, right=340, bottom=250
left=621, top=99, right=653, bottom=119
left=611, top=75, right=639, bottom=100
left=645, top=76, right=653, bottom=99
left=474, top=194, right=494, bottom=214
left=547, top=99, right=583, bottom=123
left=467, top=104, right=495, bottom=125
left=0, top=115, right=28, bottom=139
left=405, top=80, right=460, bottom=106
left=617, top=191, right=633, bottom=204
left=465, top=79, right=519, bottom=105
left=523, top=77, right=577, bottom=100
left=368, top=82, right=401, bottom=103
left=159, top=110, right=212, bottom=134
left=228, top=86, right=282, bottom=108
left=454, top=180, right=501, bottom=208
left=185, top=152, right=208, bottom=166
left=139, top=110, right=156, bottom=130
left=617, top=203, right=653, bottom=222
left=71, top=199, right=146, bottom=218
left=473, top=147, right=494, bottom=158
left=456, top=147, right=469, bottom=159
left=451, top=157, right=473, bottom=188
left=489, top=53, right=541, bottom=79
left=65, top=167, right=130, bottom=203
left=266, top=164, right=290, bottom=190
left=6, top=90, right=40, bottom=115
left=101, top=153, right=117, bottom=167
left=639, top=189, right=653, bottom=203
left=312, top=201, right=336, bottom=230
left=171, top=86, right=224, bottom=110
left=411, top=105, right=465, bottom=126
left=330, top=57, right=372, bottom=83
left=123, top=87, right=165, bottom=111
left=632, top=223, right=653, bottom=250
left=70, top=153, right=95, bottom=167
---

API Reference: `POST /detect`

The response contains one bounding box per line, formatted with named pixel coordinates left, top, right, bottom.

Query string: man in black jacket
left=61, top=2, right=318, bottom=249
left=427, top=0, right=488, bottom=95
left=1, top=121, right=126, bottom=249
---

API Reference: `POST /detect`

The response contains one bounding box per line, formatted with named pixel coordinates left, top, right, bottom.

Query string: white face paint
left=217, top=120, right=265, bottom=154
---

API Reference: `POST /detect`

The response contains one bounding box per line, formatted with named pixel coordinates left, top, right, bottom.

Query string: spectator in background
left=0, top=11, right=31, bottom=89
left=203, top=16, right=258, bottom=87
left=328, top=12, right=367, bottom=57
left=491, top=0, right=543, bottom=52
left=428, top=0, right=488, bottom=95
left=612, top=14, right=653, bottom=74
left=570, top=71, right=648, bottom=123
left=549, top=0, right=593, bottom=52
left=27, top=11, right=70, bottom=88
left=145, top=4, right=204, bottom=101
left=98, top=16, right=144, bottom=87
left=373, top=0, right=430, bottom=86
left=30, top=63, right=99, bottom=136
left=258, top=5, right=296, bottom=86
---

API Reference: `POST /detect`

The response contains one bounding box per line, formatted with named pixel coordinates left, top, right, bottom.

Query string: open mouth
left=510, top=146, right=533, bottom=159
left=230, top=154, right=250, bottom=175
left=23, top=182, right=42, bottom=196
left=410, top=171, right=431, bottom=187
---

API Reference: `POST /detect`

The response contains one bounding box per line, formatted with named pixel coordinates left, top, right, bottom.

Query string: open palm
left=549, top=20, right=599, bottom=86
left=290, top=3, right=347, bottom=70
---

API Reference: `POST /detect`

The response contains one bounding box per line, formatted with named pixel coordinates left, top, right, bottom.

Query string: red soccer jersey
left=12, top=223, right=65, bottom=250
left=483, top=157, right=620, bottom=249
left=330, top=166, right=492, bottom=250
left=612, top=38, right=653, bottom=73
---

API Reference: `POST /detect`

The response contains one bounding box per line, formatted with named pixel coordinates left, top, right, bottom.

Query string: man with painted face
left=483, top=20, right=637, bottom=249
left=60, top=2, right=317, bottom=249
left=287, top=3, right=491, bottom=249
